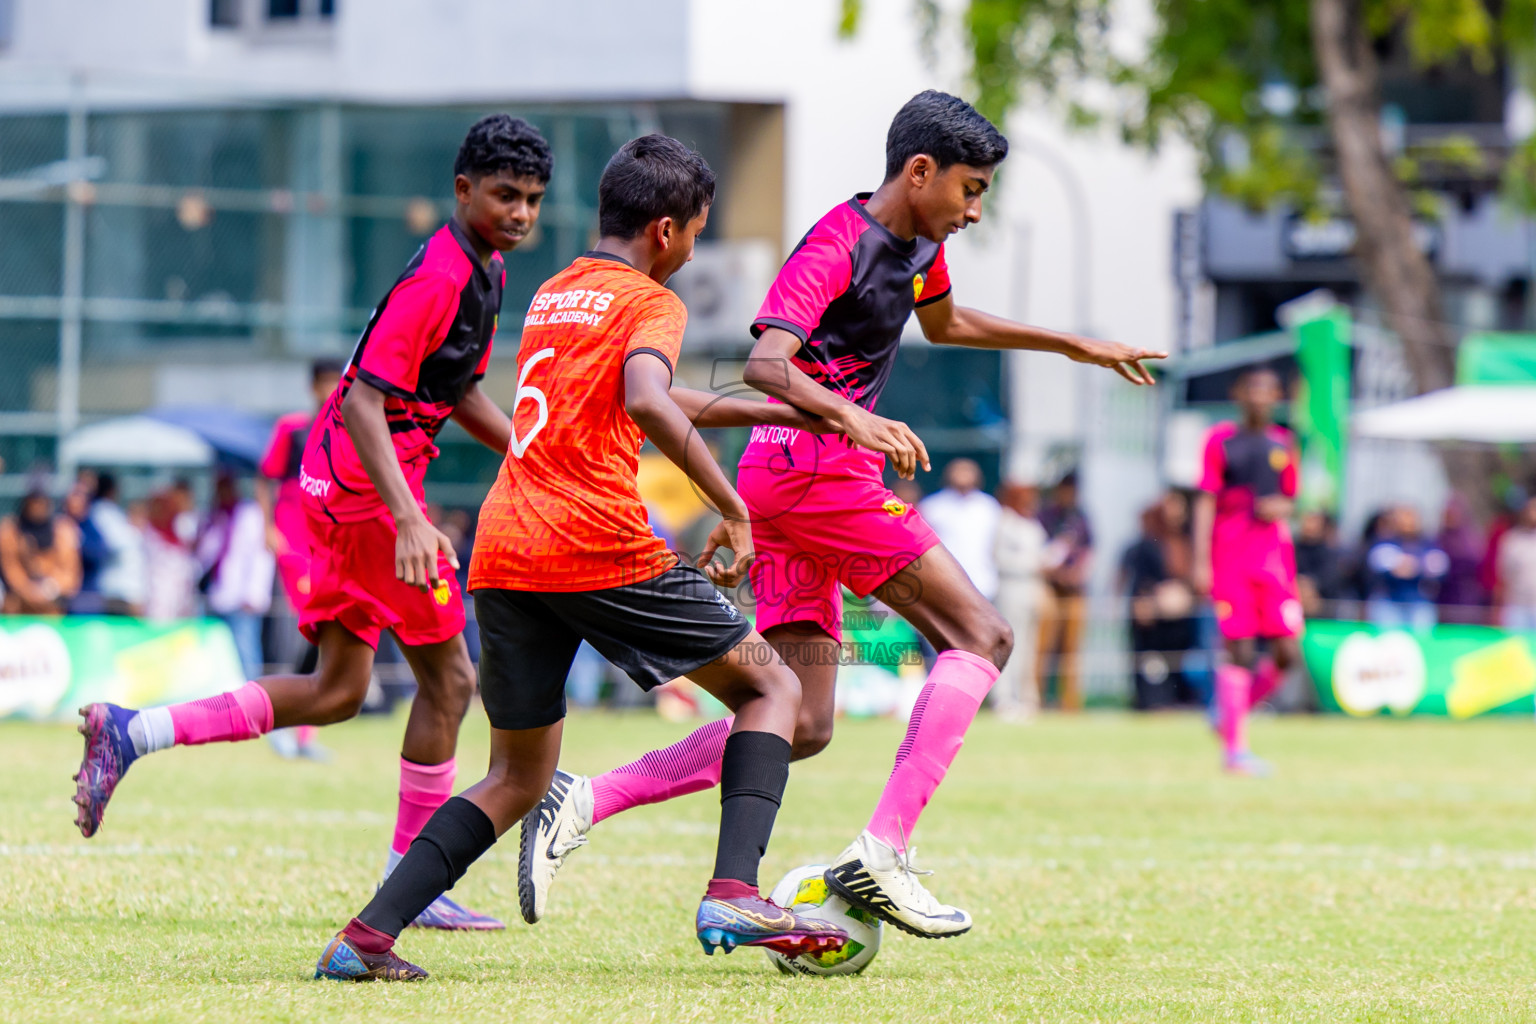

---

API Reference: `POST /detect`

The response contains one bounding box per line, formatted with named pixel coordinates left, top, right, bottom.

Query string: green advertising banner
left=1293, top=309, right=1352, bottom=512
left=0, top=616, right=244, bottom=723
left=1303, top=620, right=1536, bottom=717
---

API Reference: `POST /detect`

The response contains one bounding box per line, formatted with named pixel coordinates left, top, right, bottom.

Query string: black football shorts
left=474, top=563, right=754, bottom=731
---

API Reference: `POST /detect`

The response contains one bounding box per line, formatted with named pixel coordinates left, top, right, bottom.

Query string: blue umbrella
left=148, top=406, right=274, bottom=470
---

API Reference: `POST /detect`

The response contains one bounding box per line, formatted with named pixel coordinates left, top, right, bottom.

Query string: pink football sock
left=590, top=717, right=733, bottom=824
left=295, top=725, right=318, bottom=747
left=168, top=681, right=274, bottom=746
left=1249, top=658, right=1283, bottom=709
left=393, top=757, right=456, bottom=857
left=1216, top=665, right=1251, bottom=760
left=866, top=650, right=999, bottom=852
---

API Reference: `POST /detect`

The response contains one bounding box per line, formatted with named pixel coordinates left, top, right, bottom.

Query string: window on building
left=266, top=0, right=333, bottom=20
left=209, top=0, right=240, bottom=27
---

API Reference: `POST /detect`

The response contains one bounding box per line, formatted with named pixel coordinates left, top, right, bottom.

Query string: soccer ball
left=764, top=863, right=883, bottom=976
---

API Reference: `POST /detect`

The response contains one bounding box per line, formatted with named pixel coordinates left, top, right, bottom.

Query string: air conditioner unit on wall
left=669, top=239, right=777, bottom=348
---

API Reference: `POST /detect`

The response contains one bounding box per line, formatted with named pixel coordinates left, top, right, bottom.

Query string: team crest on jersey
left=882, top=498, right=906, bottom=516
left=912, top=274, right=924, bottom=301
left=1269, top=447, right=1288, bottom=471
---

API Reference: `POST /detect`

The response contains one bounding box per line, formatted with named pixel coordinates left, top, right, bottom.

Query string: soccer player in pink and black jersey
left=72, top=114, right=551, bottom=930
left=1192, top=365, right=1304, bottom=776
left=518, top=90, right=1167, bottom=940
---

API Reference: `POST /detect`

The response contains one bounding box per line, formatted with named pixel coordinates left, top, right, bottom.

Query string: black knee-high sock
left=711, top=731, right=792, bottom=888
left=356, top=796, right=496, bottom=938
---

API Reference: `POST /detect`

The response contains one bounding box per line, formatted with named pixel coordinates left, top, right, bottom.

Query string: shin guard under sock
left=356, top=796, right=496, bottom=940
left=710, top=731, right=792, bottom=890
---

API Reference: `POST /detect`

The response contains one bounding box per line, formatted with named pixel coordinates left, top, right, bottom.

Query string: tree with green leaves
left=845, top=0, right=1536, bottom=518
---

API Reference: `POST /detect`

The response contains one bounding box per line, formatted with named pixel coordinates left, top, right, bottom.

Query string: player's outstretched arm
left=451, top=380, right=513, bottom=455
left=668, top=386, right=841, bottom=433
left=340, top=381, right=459, bottom=590
left=915, top=294, right=1166, bottom=386
left=1191, top=490, right=1215, bottom=596
left=625, top=354, right=754, bottom=587
left=741, top=327, right=930, bottom=479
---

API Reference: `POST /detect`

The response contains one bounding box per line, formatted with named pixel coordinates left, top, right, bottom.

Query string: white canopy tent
left=1351, top=386, right=1536, bottom=444
left=60, top=416, right=215, bottom=469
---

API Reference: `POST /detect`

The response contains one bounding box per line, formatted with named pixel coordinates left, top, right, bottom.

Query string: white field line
left=8, top=836, right=1536, bottom=873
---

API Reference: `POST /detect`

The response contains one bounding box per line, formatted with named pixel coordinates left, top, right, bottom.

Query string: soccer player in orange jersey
left=521, top=91, right=1165, bottom=941
left=315, top=135, right=850, bottom=981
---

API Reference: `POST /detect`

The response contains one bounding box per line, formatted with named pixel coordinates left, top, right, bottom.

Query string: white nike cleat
left=823, top=830, right=972, bottom=938
left=518, top=769, right=594, bottom=924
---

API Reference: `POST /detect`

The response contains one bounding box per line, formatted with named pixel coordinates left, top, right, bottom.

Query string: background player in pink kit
left=1192, top=366, right=1304, bottom=776
left=519, top=90, right=1167, bottom=940
left=72, top=114, right=552, bottom=931
left=256, top=357, right=343, bottom=759
left=259, top=358, right=343, bottom=618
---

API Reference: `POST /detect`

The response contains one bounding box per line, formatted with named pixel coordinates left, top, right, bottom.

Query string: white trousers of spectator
left=993, top=576, right=1042, bottom=720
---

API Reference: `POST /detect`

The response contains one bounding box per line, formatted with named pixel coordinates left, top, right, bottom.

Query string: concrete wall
left=1, top=0, right=690, bottom=103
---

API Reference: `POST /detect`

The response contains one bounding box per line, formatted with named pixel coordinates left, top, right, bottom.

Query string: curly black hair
left=454, top=114, right=553, bottom=184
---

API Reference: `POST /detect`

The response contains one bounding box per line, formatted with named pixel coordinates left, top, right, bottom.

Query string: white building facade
left=0, top=0, right=1197, bottom=693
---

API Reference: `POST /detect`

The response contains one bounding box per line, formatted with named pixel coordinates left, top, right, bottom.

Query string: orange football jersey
left=470, top=253, right=685, bottom=592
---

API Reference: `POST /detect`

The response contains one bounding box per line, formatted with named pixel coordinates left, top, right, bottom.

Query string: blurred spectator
left=1435, top=495, right=1488, bottom=625
left=439, top=507, right=476, bottom=590
left=1495, top=497, right=1536, bottom=632
left=1294, top=510, right=1345, bottom=619
left=66, top=472, right=109, bottom=614
left=0, top=490, right=82, bottom=615
left=918, top=458, right=1000, bottom=600
left=1366, top=506, right=1448, bottom=632
left=91, top=473, right=147, bottom=616
left=142, top=486, right=198, bottom=621
left=1479, top=485, right=1526, bottom=606
left=196, top=473, right=276, bottom=678
left=890, top=479, right=925, bottom=508
left=439, top=506, right=480, bottom=661
left=1037, top=471, right=1092, bottom=710
left=170, top=478, right=199, bottom=544
left=1119, top=494, right=1201, bottom=709
left=992, top=481, right=1045, bottom=721
left=1344, top=510, right=1388, bottom=607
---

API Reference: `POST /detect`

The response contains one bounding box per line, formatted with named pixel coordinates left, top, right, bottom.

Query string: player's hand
left=786, top=408, right=845, bottom=435
left=1191, top=561, right=1212, bottom=597
left=1067, top=337, right=1166, bottom=386
left=265, top=524, right=288, bottom=556
left=839, top=407, right=930, bottom=480
left=1254, top=495, right=1292, bottom=523
left=697, top=515, right=755, bottom=588
left=395, top=514, right=459, bottom=591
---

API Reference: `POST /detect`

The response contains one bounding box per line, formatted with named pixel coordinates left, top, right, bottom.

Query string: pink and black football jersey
left=1198, top=421, right=1299, bottom=562
left=300, top=220, right=503, bottom=523
left=739, top=194, right=950, bottom=479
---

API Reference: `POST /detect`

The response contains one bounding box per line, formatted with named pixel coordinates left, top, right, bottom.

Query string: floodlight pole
left=1005, top=135, right=1094, bottom=483
left=56, top=87, right=87, bottom=486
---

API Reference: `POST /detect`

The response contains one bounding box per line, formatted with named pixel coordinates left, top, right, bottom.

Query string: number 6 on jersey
left=509, top=348, right=554, bottom=458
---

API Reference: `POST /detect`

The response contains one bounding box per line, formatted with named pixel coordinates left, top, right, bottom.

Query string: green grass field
left=6, top=709, right=1536, bottom=1023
